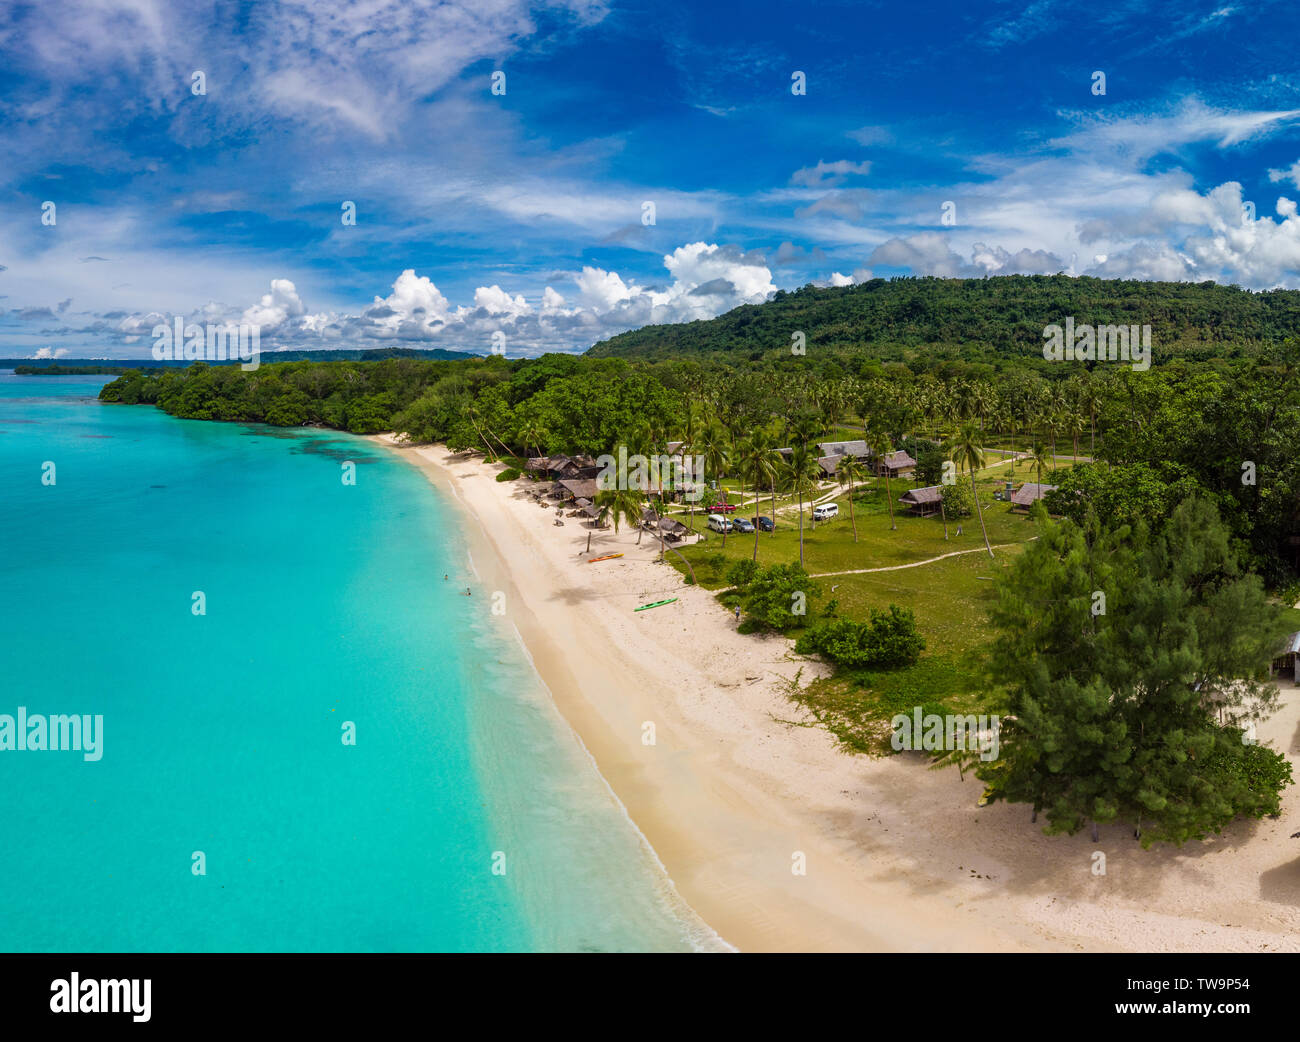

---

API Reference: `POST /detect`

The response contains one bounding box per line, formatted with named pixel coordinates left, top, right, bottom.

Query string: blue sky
left=4, top=0, right=1300, bottom=358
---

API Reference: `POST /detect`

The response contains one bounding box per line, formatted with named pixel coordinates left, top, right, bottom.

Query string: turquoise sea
left=0, top=373, right=720, bottom=952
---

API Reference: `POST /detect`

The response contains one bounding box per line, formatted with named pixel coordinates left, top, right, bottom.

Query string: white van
left=707, top=513, right=731, bottom=533
left=812, top=502, right=839, bottom=521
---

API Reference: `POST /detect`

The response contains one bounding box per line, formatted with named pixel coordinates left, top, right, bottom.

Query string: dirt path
left=809, top=542, right=1026, bottom=577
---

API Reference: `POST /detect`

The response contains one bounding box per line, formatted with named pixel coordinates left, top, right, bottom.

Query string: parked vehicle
left=753, top=516, right=775, bottom=532
left=732, top=517, right=754, bottom=533
left=812, top=502, right=839, bottom=521
left=707, top=513, right=732, bottom=533
left=713, top=501, right=738, bottom=512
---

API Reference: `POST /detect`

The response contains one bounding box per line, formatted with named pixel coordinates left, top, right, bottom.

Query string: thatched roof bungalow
left=817, top=439, right=871, bottom=460
left=558, top=477, right=598, bottom=501
left=900, top=484, right=944, bottom=516
left=875, top=450, right=916, bottom=478
left=1009, top=482, right=1057, bottom=511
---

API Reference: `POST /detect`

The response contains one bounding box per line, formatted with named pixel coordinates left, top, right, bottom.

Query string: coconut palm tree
left=789, top=446, right=821, bottom=568
left=595, top=486, right=644, bottom=542
left=736, top=432, right=782, bottom=562
left=947, top=421, right=994, bottom=559
left=835, top=454, right=866, bottom=542
left=697, top=423, right=730, bottom=545
left=867, top=428, right=897, bottom=531
left=1027, top=440, right=1051, bottom=488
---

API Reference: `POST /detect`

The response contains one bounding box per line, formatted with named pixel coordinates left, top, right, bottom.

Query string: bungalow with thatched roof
left=531, top=454, right=600, bottom=480
left=900, top=485, right=944, bottom=517
left=557, top=477, right=598, bottom=502
left=874, top=449, right=917, bottom=478
left=1272, top=631, right=1300, bottom=680
left=816, top=455, right=840, bottom=477
left=817, top=439, right=871, bottom=461
left=1009, top=482, right=1057, bottom=512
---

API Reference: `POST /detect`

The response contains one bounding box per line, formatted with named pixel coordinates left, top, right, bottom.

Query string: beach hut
left=1009, top=482, right=1057, bottom=512
left=657, top=517, right=692, bottom=543
left=900, top=485, right=944, bottom=516
left=874, top=449, right=917, bottom=478
left=557, top=477, right=598, bottom=502
left=817, top=439, right=871, bottom=461
left=1272, top=631, right=1300, bottom=679
left=816, top=455, right=840, bottom=478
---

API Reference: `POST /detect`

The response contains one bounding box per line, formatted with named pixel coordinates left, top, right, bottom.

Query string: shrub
left=941, top=480, right=973, bottom=518
left=496, top=467, right=521, bottom=482
left=739, top=563, right=822, bottom=631
left=725, top=558, right=760, bottom=589
left=794, top=605, right=926, bottom=669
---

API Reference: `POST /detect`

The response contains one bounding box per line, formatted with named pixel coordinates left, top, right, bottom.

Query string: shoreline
left=374, top=436, right=1300, bottom=953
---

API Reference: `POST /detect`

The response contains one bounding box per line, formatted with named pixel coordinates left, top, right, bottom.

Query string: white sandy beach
left=377, top=436, right=1300, bottom=953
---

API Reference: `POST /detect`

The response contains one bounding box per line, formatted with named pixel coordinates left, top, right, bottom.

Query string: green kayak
left=634, top=597, right=678, bottom=612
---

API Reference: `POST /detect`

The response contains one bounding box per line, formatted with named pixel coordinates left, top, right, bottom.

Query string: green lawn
left=786, top=549, right=1022, bottom=755
left=674, top=456, right=1056, bottom=584
left=665, top=457, right=1066, bottom=755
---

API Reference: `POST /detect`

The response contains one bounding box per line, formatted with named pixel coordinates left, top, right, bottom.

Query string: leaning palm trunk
left=970, top=470, right=994, bottom=558
left=797, top=486, right=805, bottom=567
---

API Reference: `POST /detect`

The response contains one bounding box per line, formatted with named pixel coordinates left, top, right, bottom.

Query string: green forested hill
left=587, top=275, right=1300, bottom=361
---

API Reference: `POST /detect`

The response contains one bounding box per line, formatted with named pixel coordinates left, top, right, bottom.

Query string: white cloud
left=242, top=279, right=305, bottom=330
left=1269, top=160, right=1300, bottom=190
left=790, top=159, right=872, bottom=188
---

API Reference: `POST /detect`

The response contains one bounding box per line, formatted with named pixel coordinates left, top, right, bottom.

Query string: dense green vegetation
left=93, top=274, right=1300, bottom=842
left=981, top=499, right=1293, bottom=846
left=590, top=274, right=1300, bottom=362
left=12, top=364, right=137, bottom=375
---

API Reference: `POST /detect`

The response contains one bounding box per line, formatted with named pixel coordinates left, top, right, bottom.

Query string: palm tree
left=517, top=420, right=547, bottom=464
left=867, top=428, right=897, bottom=531
left=697, top=424, right=730, bottom=546
left=1043, top=410, right=1060, bottom=471
left=595, top=486, right=644, bottom=542
left=1067, top=408, right=1087, bottom=461
left=947, top=421, right=994, bottom=559
left=789, top=446, right=821, bottom=568
left=736, top=432, right=782, bottom=562
left=836, top=454, right=866, bottom=542
left=1027, top=440, right=1051, bottom=488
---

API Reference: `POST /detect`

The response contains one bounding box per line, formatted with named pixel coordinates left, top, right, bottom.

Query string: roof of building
left=1010, top=482, right=1057, bottom=506
left=900, top=485, right=944, bottom=504
left=558, top=477, right=598, bottom=499
left=817, top=439, right=870, bottom=458
left=817, top=455, right=840, bottom=476
left=881, top=450, right=917, bottom=469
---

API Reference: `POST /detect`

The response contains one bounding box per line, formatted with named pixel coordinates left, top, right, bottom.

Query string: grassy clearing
left=662, top=457, right=1064, bottom=755
left=671, top=456, right=1055, bottom=583
left=788, top=549, right=1020, bottom=755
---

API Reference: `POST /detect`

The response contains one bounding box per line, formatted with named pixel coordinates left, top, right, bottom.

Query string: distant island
left=4, top=346, right=481, bottom=374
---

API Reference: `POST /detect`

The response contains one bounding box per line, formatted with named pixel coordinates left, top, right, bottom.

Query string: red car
left=713, top=501, right=738, bottom=512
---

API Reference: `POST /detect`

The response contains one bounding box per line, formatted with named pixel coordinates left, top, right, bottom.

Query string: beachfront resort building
left=900, top=485, right=944, bottom=516
left=1009, top=482, right=1057, bottom=512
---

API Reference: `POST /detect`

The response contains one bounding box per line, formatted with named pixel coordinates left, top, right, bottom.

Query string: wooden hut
left=1009, top=482, right=1057, bottom=512
left=874, top=450, right=916, bottom=478
left=900, top=485, right=944, bottom=516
